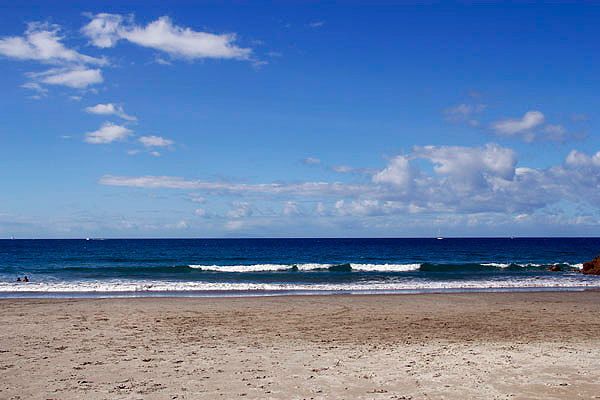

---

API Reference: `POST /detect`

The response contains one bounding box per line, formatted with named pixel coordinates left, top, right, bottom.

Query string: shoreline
left=2, top=291, right=600, bottom=398
left=1, top=284, right=599, bottom=299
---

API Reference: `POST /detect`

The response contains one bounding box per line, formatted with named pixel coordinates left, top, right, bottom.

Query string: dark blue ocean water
left=1, top=238, right=599, bottom=297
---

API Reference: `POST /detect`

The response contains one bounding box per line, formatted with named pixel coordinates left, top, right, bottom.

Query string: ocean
left=1, top=238, right=599, bottom=298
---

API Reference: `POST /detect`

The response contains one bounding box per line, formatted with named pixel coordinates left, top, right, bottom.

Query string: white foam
left=189, top=264, right=300, bottom=272
left=188, top=263, right=421, bottom=272
left=350, top=263, right=421, bottom=272
left=1, top=275, right=599, bottom=293
left=481, top=263, right=512, bottom=268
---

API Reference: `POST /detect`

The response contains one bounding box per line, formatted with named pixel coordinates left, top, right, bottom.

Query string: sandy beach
left=1, top=292, right=600, bottom=399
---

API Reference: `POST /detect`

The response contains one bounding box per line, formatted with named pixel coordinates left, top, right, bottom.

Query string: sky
left=1, top=1, right=599, bottom=238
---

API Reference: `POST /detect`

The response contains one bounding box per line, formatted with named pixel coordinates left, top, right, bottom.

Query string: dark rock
left=546, top=264, right=562, bottom=272
left=582, top=254, right=600, bottom=275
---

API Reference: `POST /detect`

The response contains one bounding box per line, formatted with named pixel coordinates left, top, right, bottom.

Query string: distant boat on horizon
left=436, top=229, right=444, bottom=240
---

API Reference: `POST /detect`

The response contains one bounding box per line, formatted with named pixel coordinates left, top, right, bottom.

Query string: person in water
left=16, top=277, right=21, bottom=282
left=23, top=276, right=29, bottom=282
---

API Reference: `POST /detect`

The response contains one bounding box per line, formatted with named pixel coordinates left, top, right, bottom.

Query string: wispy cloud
left=308, top=21, right=325, bottom=28
left=138, top=135, right=173, bottom=147
left=0, top=22, right=106, bottom=65
left=300, top=157, right=321, bottom=165
left=443, top=103, right=486, bottom=125
left=98, top=144, right=600, bottom=217
left=85, top=103, right=137, bottom=121
left=21, top=82, right=48, bottom=94
left=82, top=14, right=253, bottom=61
left=490, top=111, right=544, bottom=142
left=0, top=22, right=107, bottom=92
left=490, top=111, right=581, bottom=142
left=37, top=67, right=103, bottom=88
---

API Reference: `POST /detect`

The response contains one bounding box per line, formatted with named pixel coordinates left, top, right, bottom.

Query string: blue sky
left=1, top=1, right=599, bottom=238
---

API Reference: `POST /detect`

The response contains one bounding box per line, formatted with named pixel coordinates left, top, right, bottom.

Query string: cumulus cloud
left=372, top=155, right=414, bottom=189
left=81, top=13, right=126, bottom=48
left=82, top=14, right=253, bottom=61
left=0, top=22, right=107, bottom=92
left=414, top=143, right=516, bottom=190
left=99, top=144, right=600, bottom=217
left=138, top=135, right=174, bottom=147
left=490, top=111, right=545, bottom=142
left=565, top=150, right=600, bottom=168
left=85, top=122, right=132, bottom=144
left=85, top=103, right=137, bottom=121
left=0, top=22, right=106, bottom=65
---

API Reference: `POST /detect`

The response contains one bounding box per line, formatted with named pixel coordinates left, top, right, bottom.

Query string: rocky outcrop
left=582, top=255, right=600, bottom=275
left=546, top=264, right=562, bottom=272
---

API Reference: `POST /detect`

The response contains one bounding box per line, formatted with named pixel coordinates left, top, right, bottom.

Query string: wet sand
left=1, top=291, right=600, bottom=399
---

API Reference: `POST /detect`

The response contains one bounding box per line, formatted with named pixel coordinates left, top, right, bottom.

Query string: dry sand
left=1, top=291, right=600, bottom=399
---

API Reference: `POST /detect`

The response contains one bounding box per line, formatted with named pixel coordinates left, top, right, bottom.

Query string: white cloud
left=85, top=122, right=132, bottom=144
left=138, top=135, right=174, bottom=147
left=490, top=111, right=545, bottom=142
left=542, top=124, right=568, bottom=141
left=565, top=150, right=600, bottom=168
left=415, top=143, right=516, bottom=187
left=99, top=175, right=369, bottom=197
left=224, top=220, right=244, bottom=230
left=127, top=149, right=141, bottom=155
left=283, top=201, right=300, bottom=216
left=301, top=157, right=321, bottom=165
left=0, top=22, right=106, bottom=65
left=99, top=144, right=600, bottom=216
left=190, top=195, right=205, bottom=203
left=1, top=22, right=107, bottom=93
left=314, top=202, right=326, bottom=216
left=21, top=82, right=47, bottom=94
left=33, top=67, right=103, bottom=88
left=372, top=155, right=414, bottom=189
left=167, top=220, right=188, bottom=229
left=227, top=202, right=252, bottom=218
left=194, top=208, right=206, bottom=217
left=149, top=151, right=160, bottom=157
left=83, top=14, right=253, bottom=61
left=308, top=21, right=325, bottom=28
left=85, top=103, right=137, bottom=121
left=81, top=13, right=125, bottom=48
left=443, top=103, right=486, bottom=124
